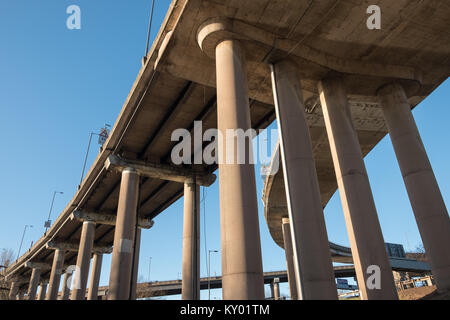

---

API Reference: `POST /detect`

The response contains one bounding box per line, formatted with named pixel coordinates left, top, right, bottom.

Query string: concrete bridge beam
left=26, top=268, right=41, bottom=300
left=378, top=83, right=450, bottom=292
left=318, top=77, right=398, bottom=300
left=71, top=221, right=96, bottom=300
left=281, top=218, right=298, bottom=300
left=87, top=253, right=103, bottom=300
left=46, top=249, right=65, bottom=300
left=271, top=60, right=338, bottom=300
left=108, top=168, right=140, bottom=300
left=37, top=281, right=48, bottom=300
left=182, top=181, right=200, bottom=300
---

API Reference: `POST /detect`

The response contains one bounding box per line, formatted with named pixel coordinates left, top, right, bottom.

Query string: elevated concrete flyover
left=4, top=0, right=449, bottom=300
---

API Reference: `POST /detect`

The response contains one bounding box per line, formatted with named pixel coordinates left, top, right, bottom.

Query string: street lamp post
left=44, top=191, right=64, bottom=232
left=79, top=125, right=111, bottom=189
left=208, top=250, right=218, bottom=300
left=17, top=225, right=33, bottom=260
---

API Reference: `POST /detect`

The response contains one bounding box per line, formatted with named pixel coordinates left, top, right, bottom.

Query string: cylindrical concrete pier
left=71, top=221, right=95, bottom=300
left=215, top=39, right=264, bottom=300
left=108, top=168, right=140, bottom=300
left=281, top=218, right=298, bottom=300
left=182, top=182, right=200, bottom=300
left=38, top=282, right=47, bottom=300
left=378, top=83, right=450, bottom=292
left=60, top=271, right=71, bottom=300
left=47, top=249, right=65, bottom=300
left=272, top=61, right=337, bottom=299
left=318, top=77, right=398, bottom=300
left=27, top=268, right=41, bottom=300
left=8, top=281, right=19, bottom=300
left=87, top=253, right=103, bottom=300
left=273, top=279, right=280, bottom=300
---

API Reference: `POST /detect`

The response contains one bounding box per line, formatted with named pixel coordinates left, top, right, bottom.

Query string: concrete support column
left=318, top=77, right=398, bottom=300
left=38, top=282, right=47, bottom=300
left=130, top=227, right=142, bottom=300
left=18, top=291, right=24, bottom=300
left=215, top=39, right=264, bottom=300
left=46, top=249, right=65, bottom=300
left=281, top=218, right=298, bottom=300
left=87, top=253, right=103, bottom=300
left=271, top=61, right=337, bottom=299
left=182, top=182, right=200, bottom=300
left=378, top=83, right=450, bottom=292
left=60, top=271, right=71, bottom=300
left=71, top=221, right=96, bottom=300
left=8, top=282, right=19, bottom=300
left=108, top=168, right=140, bottom=300
left=27, top=268, right=41, bottom=300
left=273, top=278, right=280, bottom=300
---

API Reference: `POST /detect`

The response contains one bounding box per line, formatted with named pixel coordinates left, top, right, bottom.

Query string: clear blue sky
left=0, top=1, right=448, bottom=299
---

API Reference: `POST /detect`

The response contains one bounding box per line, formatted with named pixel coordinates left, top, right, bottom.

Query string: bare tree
left=0, top=249, right=15, bottom=300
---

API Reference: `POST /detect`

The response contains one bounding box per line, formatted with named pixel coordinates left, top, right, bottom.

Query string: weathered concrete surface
left=71, top=221, right=95, bottom=300
left=46, top=249, right=65, bottom=300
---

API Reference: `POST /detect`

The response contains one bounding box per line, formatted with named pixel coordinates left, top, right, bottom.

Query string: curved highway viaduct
left=3, top=0, right=450, bottom=300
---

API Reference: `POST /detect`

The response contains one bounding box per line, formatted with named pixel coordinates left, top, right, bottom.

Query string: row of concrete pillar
left=196, top=20, right=449, bottom=300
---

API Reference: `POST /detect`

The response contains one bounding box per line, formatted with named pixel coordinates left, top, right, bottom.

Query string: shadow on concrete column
left=47, top=249, right=65, bottom=300
left=378, top=83, right=450, bottom=292
left=215, top=39, right=264, bottom=300
left=318, top=77, right=398, bottom=300
left=108, top=168, right=140, bottom=300
left=71, top=221, right=95, bottom=300
left=182, top=182, right=200, bottom=300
